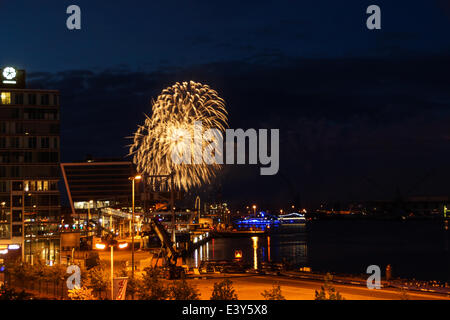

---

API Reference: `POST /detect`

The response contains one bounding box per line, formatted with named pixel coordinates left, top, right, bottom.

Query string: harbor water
left=187, top=220, right=450, bottom=282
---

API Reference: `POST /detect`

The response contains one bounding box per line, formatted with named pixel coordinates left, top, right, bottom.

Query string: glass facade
left=61, top=161, right=135, bottom=204
left=0, top=88, right=60, bottom=264
left=61, top=161, right=141, bottom=239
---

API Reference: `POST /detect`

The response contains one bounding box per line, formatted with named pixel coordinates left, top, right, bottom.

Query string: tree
left=68, top=286, right=97, bottom=300
left=115, top=264, right=139, bottom=299
left=47, top=264, right=67, bottom=283
left=261, top=283, right=285, bottom=300
left=137, top=267, right=169, bottom=300
left=0, top=285, right=33, bottom=300
left=314, top=273, right=345, bottom=300
left=210, top=279, right=238, bottom=300
left=7, top=261, right=35, bottom=287
left=30, top=259, right=46, bottom=280
left=83, top=263, right=109, bottom=297
left=168, top=279, right=200, bottom=300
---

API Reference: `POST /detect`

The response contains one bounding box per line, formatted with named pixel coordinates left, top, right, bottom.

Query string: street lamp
left=94, top=240, right=128, bottom=300
left=87, top=200, right=93, bottom=234
left=252, top=205, right=257, bottom=217
left=128, top=174, right=142, bottom=281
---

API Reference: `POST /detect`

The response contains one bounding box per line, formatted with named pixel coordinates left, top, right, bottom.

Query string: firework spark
left=129, top=81, right=228, bottom=191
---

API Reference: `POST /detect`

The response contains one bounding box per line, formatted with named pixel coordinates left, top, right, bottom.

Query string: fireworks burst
left=129, top=81, right=228, bottom=192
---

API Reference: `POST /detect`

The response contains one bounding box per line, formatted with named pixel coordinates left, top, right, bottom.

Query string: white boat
left=278, top=212, right=306, bottom=224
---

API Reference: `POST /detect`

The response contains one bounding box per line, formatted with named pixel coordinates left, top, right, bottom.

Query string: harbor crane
left=142, top=217, right=186, bottom=279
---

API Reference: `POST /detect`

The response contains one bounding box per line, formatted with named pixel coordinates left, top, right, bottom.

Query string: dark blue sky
left=2, top=1, right=450, bottom=209
left=2, top=0, right=450, bottom=72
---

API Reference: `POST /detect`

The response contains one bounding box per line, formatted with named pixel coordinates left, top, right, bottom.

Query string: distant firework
left=129, top=81, right=228, bottom=191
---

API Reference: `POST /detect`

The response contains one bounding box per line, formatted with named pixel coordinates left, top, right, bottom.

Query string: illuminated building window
left=23, top=180, right=50, bottom=192
left=1, top=92, right=11, bottom=104
left=0, top=225, right=11, bottom=239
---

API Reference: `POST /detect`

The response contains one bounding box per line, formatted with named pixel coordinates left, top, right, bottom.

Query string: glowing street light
left=95, top=243, right=106, bottom=250
left=94, top=240, right=129, bottom=300
left=252, top=205, right=257, bottom=217
left=84, top=200, right=95, bottom=235
left=118, top=242, right=128, bottom=249
left=128, top=174, right=142, bottom=281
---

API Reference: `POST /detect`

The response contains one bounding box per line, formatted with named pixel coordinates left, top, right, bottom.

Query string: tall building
left=0, top=66, right=61, bottom=264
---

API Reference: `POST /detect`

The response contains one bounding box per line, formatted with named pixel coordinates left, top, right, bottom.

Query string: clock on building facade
left=1, top=66, right=25, bottom=88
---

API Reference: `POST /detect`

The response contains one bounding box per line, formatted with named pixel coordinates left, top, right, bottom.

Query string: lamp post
left=87, top=200, right=93, bottom=235
left=252, top=205, right=257, bottom=217
left=129, top=174, right=142, bottom=280
left=95, top=240, right=128, bottom=300
left=195, top=196, right=201, bottom=224
left=170, top=173, right=175, bottom=245
left=110, top=245, right=113, bottom=298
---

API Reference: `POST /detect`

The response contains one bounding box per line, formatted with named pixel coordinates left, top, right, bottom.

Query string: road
left=186, top=274, right=450, bottom=300
left=97, top=250, right=450, bottom=300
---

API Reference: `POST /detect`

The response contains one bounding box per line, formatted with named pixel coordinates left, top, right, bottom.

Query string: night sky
left=2, top=0, right=450, bottom=209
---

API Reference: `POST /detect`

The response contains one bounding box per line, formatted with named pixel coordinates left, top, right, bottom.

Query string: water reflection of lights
left=267, top=236, right=271, bottom=262
left=252, top=236, right=258, bottom=270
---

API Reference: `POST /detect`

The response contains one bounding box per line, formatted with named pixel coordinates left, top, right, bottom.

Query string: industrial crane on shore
left=141, top=217, right=185, bottom=279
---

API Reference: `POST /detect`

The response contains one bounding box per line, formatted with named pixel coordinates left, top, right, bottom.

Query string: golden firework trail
left=129, top=81, right=228, bottom=192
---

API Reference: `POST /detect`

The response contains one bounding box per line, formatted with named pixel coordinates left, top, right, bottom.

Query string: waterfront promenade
left=97, top=250, right=450, bottom=300
left=185, top=274, right=450, bottom=300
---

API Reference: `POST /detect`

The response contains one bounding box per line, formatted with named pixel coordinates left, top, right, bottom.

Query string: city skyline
left=0, top=1, right=449, bottom=304
left=2, top=1, right=450, bottom=208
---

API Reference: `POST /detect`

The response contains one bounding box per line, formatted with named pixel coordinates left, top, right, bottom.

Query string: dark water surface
left=187, top=220, right=450, bottom=282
